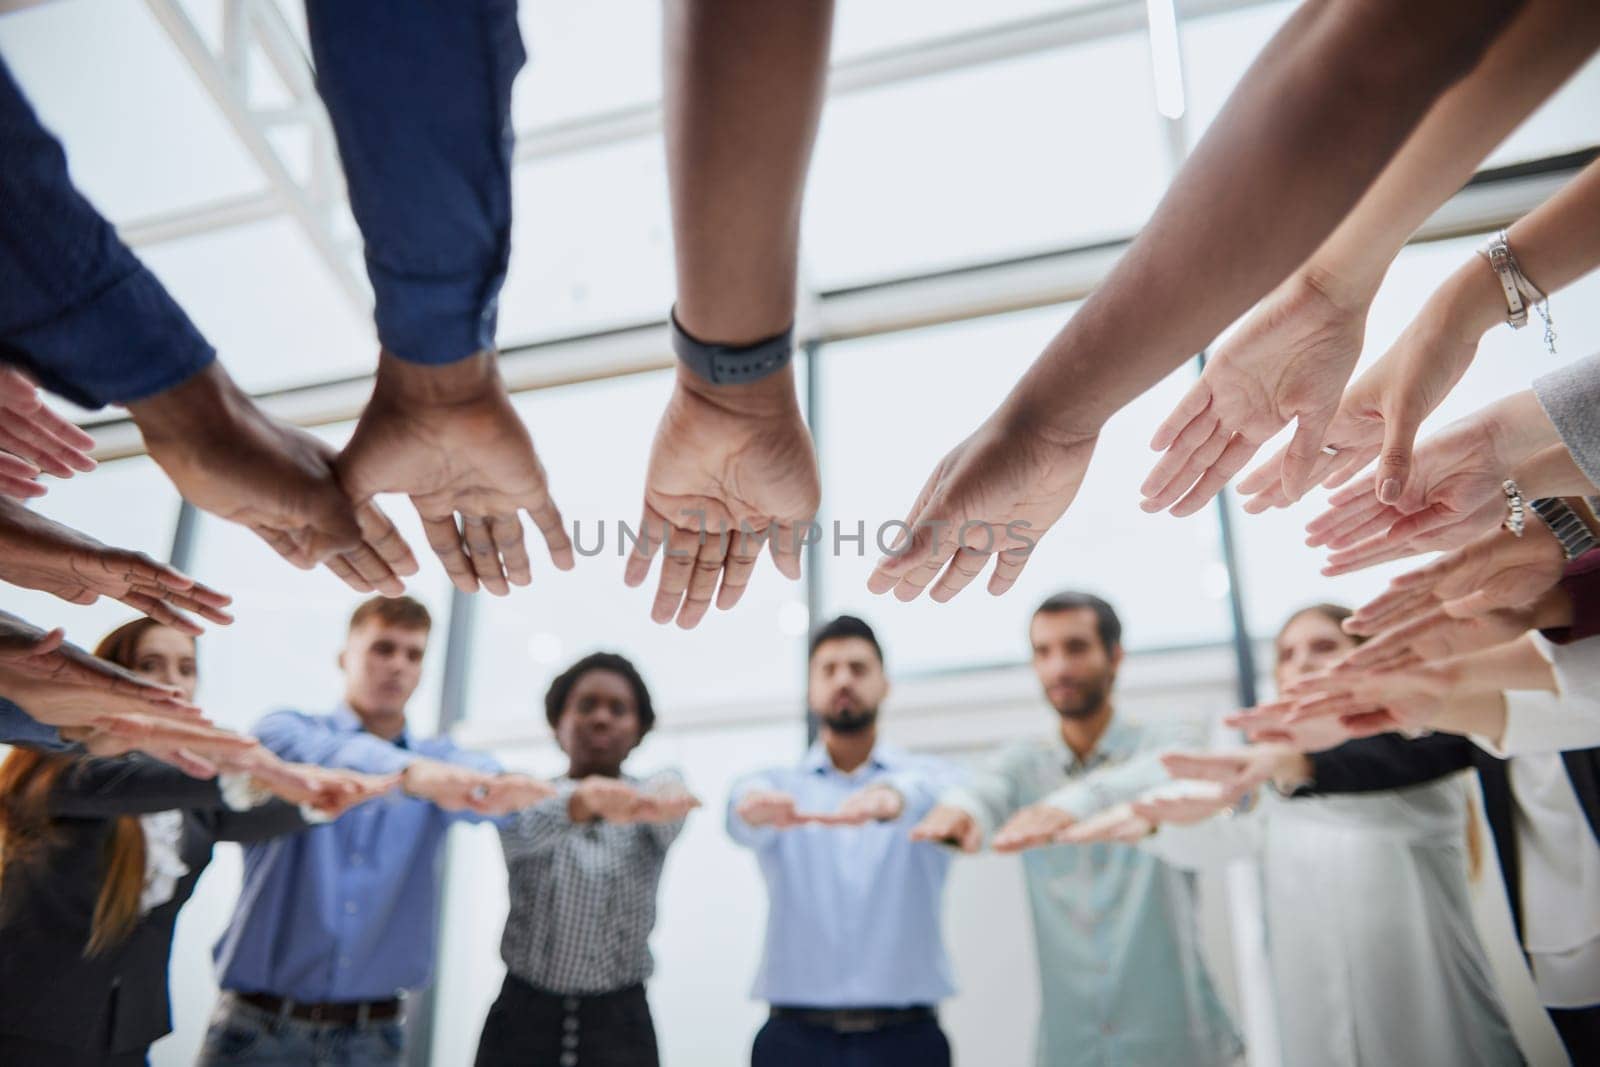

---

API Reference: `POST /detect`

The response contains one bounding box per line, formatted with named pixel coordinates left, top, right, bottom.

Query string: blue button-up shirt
left=943, top=715, right=1243, bottom=1067
left=212, top=706, right=500, bottom=1002
left=727, top=741, right=963, bottom=1008
left=1, top=1, right=519, bottom=408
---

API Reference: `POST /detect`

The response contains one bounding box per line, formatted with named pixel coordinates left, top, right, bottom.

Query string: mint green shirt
left=942, top=715, right=1243, bottom=1067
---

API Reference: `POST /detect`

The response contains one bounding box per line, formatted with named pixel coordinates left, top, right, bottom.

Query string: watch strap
left=670, top=308, right=794, bottom=386
left=1530, top=497, right=1599, bottom=561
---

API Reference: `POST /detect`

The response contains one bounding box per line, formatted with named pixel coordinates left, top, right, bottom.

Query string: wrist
left=1430, top=256, right=1508, bottom=347
left=1270, top=752, right=1314, bottom=794
left=1484, top=390, right=1560, bottom=471
left=373, top=348, right=501, bottom=408
left=1296, top=262, right=1375, bottom=319
left=673, top=361, right=800, bottom=419
left=127, top=361, right=249, bottom=447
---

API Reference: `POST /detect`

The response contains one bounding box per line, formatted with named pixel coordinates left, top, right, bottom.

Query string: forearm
left=1307, top=0, right=1600, bottom=298
left=0, top=58, right=213, bottom=407
left=1441, top=635, right=1557, bottom=700
left=49, top=756, right=224, bottom=817
left=1007, top=0, right=1521, bottom=435
left=1518, top=447, right=1600, bottom=499
left=663, top=0, right=833, bottom=343
left=303, top=0, right=521, bottom=364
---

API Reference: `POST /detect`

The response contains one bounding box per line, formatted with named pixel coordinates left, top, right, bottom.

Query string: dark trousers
left=475, top=973, right=659, bottom=1067
left=1549, top=1003, right=1600, bottom=1066
left=751, top=1016, right=951, bottom=1067
left=0, top=1033, right=146, bottom=1067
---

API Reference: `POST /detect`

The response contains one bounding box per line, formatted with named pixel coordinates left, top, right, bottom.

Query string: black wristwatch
left=1530, top=497, right=1599, bottom=561
left=670, top=308, right=794, bottom=386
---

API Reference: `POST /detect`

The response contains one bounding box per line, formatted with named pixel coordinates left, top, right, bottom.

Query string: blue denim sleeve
left=0, top=57, right=215, bottom=408
left=304, top=0, right=525, bottom=366
left=0, top=696, right=68, bottom=750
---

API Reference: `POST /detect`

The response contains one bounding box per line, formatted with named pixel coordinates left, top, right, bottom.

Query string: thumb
left=1374, top=402, right=1423, bottom=506
left=1280, top=408, right=1336, bottom=503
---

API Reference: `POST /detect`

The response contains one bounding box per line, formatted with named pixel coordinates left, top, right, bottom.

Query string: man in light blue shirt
left=913, top=591, right=1242, bottom=1067
left=200, top=596, right=550, bottom=1067
left=728, top=615, right=962, bottom=1067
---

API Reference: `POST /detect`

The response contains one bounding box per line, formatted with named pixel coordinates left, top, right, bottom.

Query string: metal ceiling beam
left=76, top=151, right=1589, bottom=461
left=140, top=0, right=368, bottom=307
left=124, top=0, right=1275, bottom=247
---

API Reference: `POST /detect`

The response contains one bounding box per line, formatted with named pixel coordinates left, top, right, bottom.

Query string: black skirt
left=474, top=973, right=660, bottom=1067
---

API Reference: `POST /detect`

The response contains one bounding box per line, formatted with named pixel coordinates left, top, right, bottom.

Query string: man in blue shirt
left=199, top=595, right=551, bottom=1066
left=913, top=592, right=1242, bottom=1067
left=728, top=614, right=962, bottom=1067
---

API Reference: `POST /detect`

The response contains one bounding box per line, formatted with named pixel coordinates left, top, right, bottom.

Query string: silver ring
left=1320, top=445, right=1340, bottom=457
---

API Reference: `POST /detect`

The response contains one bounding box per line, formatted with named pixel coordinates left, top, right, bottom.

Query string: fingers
left=930, top=541, right=993, bottom=604
left=490, top=514, right=533, bottom=588
left=524, top=493, right=574, bottom=573
left=1279, top=408, right=1336, bottom=502
left=1149, top=380, right=1214, bottom=453
left=676, top=526, right=730, bottom=630
left=866, top=472, right=941, bottom=596
left=347, top=500, right=420, bottom=595
left=461, top=516, right=510, bottom=597
left=768, top=520, right=805, bottom=582
left=420, top=514, right=480, bottom=594
left=623, top=506, right=665, bottom=589
left=1320, top=445, right=1379, bottom=491
left=1373, top=400, right=1424, bottom=506
left=1170, top=433, right=1259, bottom=517
left=0, top=415, right=95, bottom=479
left=715, top=526, right=764, bottom=612
left=1140, top=415, right=1225, bottom=511
left=650, top=522, right=703, bottom=625
left=1321, top=531, right=1420, bottom=576
left=0, top=451, right=44, bottom=499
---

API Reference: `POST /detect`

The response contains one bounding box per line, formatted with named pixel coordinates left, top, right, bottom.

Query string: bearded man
left=727, top=614, right=964, bottom=1067
left=912, top=592, right=1242, bottom=1067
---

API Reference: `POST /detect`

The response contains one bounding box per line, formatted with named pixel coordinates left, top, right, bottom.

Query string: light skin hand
left=1056, top=802, right=1155, bottom=845
left=1160, top=744, right=1311, bottom=797
left=866, top=407, right=1098, bottom=604
left=909, top=803, right=983, bottom=853
left=0, top=367, right=97, bottom=494
left=399, top=758, right=500, bottom=812
left=628, top=365, right=818, bottom=627
left=1345, top=522, right=1567, bottom=635
left=992, top=803, right=1076, bottom=853
left=1144, top=270, right=1368, bottom=515
left=816, top=784, right=903, bottom=826
left=336, top=351, right=571, bottom=597
left=1307, top=391, right=1559, bottom=573
left=735, top=788, right=803, bottom=830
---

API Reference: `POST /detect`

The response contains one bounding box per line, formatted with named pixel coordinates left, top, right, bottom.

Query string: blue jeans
left=196, top=995, right=405, bottom=1067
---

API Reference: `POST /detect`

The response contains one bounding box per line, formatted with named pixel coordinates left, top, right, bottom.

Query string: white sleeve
left=1473, top=634, right=1600, bottom=757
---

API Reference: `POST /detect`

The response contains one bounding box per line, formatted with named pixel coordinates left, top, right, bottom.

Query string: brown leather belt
left=237, top=991, right=403, bottom=1025
left=771, top=1005, right=936, bottom=1034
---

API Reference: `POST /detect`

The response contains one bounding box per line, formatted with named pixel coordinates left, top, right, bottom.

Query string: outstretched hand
left=868, top=410, right=1097, bottom=604
left=338, top=352, right=571, bottom=597
left=0, top=368, right=97, bottom=497
left=1144, top=272, right=1367, bottom=515
left=628, top=366, right=818, bottom=628
left=0, top=497, right=233, bottom=632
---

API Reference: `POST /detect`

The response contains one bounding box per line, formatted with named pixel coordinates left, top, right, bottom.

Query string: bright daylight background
left=2, top=1, right=1597, bottom=1064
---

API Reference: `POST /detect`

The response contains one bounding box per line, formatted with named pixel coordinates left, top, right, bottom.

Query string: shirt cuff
left=9, top=262, right=215, bottom=408
left=217, top=771, right=272, bottom=811
left=369, top=260, right=500, bottom=366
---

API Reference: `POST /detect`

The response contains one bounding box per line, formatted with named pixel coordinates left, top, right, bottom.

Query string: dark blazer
left=0, top=756, right=307, bottom=1056
left=1303, top=732, right=1600, bottom=942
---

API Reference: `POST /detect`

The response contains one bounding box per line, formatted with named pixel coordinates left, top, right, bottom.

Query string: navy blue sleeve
left=304, top=0, right=524, bottom=365
left=0, top=56, right=215, bottom=408
left=0, top=695, right=68, bottom=749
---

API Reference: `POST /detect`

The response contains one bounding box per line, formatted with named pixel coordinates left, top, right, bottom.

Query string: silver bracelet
left=1501, top=479, right=1526, bottom=538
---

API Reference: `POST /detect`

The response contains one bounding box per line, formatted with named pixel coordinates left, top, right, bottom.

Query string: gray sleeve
left=1535, top=353, right=1600, bottom=487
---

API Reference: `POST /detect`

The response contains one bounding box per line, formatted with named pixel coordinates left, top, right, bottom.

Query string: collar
left=1057, top=713, right=1139, bottom=771
left=331, top=703, right=413, bottom=750
left=803, top=738, right=903, bottom=776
